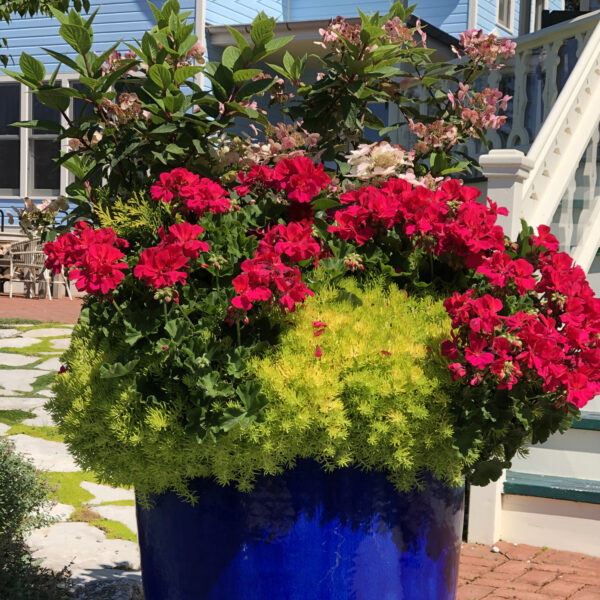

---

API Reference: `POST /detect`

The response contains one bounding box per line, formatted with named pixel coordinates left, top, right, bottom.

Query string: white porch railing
left=481, top=12, right=600, bottom=266
left=469, top=12, right=600, bottom=550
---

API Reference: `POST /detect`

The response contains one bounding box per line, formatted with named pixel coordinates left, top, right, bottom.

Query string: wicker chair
left=6, top=238, right=72, bottom=300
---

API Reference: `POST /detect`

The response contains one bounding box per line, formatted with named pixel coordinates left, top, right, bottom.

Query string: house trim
left=468, top=0, right=478, bottom=29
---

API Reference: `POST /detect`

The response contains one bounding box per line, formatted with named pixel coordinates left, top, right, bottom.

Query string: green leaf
left=174, top=65, right=202, bottom=84
left=238, top=76, right=274, bottom=99
left=35, top=88, right=70, bottom=112
left=19, top=53, right=45, bottom=82
left=99, top=359, right=139, bottom=379
left=312, top=196, right=339, bottom=211
left=233, top=68, right=261, bottom=84
left=42, top=48, right=82, bottom=73
left=222, top=46, right=241, bottom=69
left=225, top=26, right=250, bottom=51
left=60, top=23, right=93, bottom=54
left=264, top=35, right=293, bottom=54
left=11, top=119, right=62, bottom=133
left=149, top=63, right=172, bottom=89
left=250, top=12, right=275, bottom=47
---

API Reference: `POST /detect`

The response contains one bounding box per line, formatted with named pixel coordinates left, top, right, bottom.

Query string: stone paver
left=22, top=406, right=55, bottom=427
left=0, top=368, right=51, bottom=393
left=0, top=352, right=38, bottom=366
left=49, top=502, right=75, bottom=520
left=83, top=481, right=135, bottom=505
left=34, top=356, right=62, bottom=371
left=50, top=337, right=70, bottom=350
left=94, top=505, right=138, bottom=534
left=0, top=396, right=45, bottom=410
left=0, top=336, right=41, bottom=348
left=458, top=543, right=600, bottom=600
left=22, top=328, right=74, bottom=338
left=0, top=328, right=20, bottom=338
left=26, top=522, right=140, bottom=584
left=9, top=434, right=79, bottom=471
left=0, top=422, right=10, bottom=435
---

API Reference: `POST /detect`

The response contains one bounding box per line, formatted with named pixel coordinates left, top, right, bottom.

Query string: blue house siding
left=206, top=0, right=282, bottom=26
left=410, top=0, right=469, bottom=38
left=0, top=0, right=195, bottom=71
left=477, top=0, right=520, bottom=34
left=288, top=1, right=392, bottom=22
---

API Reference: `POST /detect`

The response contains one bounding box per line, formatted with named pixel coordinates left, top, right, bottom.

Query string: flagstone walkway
left=0, top=321, right=141, bottom=590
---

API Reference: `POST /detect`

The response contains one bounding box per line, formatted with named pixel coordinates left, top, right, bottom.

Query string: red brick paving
left=0, top=293, right=82, bottom=323
left=459, top=543, right=600, bottom=600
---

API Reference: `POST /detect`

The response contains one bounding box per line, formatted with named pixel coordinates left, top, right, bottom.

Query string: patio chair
left=6, top=238, right=72, bottom=300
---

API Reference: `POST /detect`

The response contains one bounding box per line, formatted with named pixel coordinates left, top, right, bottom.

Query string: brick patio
left=0, top=294, right=83, bottom=323
left=459, top=542, right=600, bottom=599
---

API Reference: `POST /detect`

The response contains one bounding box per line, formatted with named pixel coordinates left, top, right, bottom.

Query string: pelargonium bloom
left=134, top=245, right=190, bottom=289
left=150, top=168, right=200, bottom=203
left=184, top=178, right=231, bottom=216
left=159, top=222, right=210, bottom=259
left=69, top=243, right=128, bottom=295
left=272, top=156, right=331, bottom=203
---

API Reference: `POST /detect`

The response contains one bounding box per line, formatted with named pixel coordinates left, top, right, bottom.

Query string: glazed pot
left=136, top=461, right=464, bottom=600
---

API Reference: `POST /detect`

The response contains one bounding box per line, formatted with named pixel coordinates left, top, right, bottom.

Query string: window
left=0, top=75, right=76, bottom=201
left=0, top=83, right=21, bottom=195
left=30, top=88, right=61, bottom=195
left=497, top=0, right=514, bottom=31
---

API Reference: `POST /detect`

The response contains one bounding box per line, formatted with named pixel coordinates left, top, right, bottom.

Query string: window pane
left=33, top=89, right=61, bottom=134
left=0, top=140, right=20, bottom=190
left=0, top=83, right=20, bottom=135
left=71, top=82, right=96, bottom=120
left=33, top=139, right=60, bottom=191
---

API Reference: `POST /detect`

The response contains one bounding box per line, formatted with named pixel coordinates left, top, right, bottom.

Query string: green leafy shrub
left=50, top=281, right=473, bottom=498
left=0, top=438, right=71, bottom=600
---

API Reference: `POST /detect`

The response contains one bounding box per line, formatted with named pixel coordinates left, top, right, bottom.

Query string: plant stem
left=176, top=302, right=194, bottom=326
left=236, top=320, right=241, bottom=346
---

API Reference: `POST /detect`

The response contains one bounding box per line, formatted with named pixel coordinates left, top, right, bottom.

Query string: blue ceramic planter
left=136, top=462, right=464, bottom=600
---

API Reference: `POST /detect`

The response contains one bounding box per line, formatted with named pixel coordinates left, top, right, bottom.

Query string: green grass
left=30, top=372, right=56, bottom=394
left=17, top=323, right=74, bottom=332
left=90, top=519, right=138, bottom=544
left=0, top=318, right=42, bottom=326
left=6, top=424, right=64, bottom=442
left=98, top=499, right=135, bottom=507
left=0, top=409, right=36, bottom=426
left=0, top=337, right=67, bottom=356
left=45, top=471, right=99, bottom=509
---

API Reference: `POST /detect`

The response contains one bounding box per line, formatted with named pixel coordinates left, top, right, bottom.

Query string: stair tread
left=505, top=471, right=600, bottom=504
left=571, top=411, right=600, bottom=431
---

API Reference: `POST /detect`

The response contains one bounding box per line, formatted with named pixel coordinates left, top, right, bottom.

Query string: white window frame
left=0, top=73, right=77, bottom=202
left=497, top=0, right=515, bottom=33
left=0, top=81, right=22, bottom=196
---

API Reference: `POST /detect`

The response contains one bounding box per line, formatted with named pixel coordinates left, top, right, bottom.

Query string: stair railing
left=480, top=12, right=600, bottom=273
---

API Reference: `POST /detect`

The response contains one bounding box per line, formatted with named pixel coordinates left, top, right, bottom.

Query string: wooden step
left=504, top=471, right=600, bottom=504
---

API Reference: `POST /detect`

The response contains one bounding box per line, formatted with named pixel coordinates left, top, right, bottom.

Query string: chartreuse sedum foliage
left=50, top=280, right=473, bottom=499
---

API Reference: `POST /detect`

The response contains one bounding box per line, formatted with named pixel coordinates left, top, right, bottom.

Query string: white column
left=479, top=149, right=535, bottom=239
left=467, top=472, right=506, bottom=546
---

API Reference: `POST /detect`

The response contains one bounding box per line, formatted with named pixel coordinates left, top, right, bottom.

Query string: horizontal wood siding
left=288, top=1, right=392, bottom=22
left=206, top=0, right=283, bottom=25
left=478, top=0, right=521, bottom=35
left=411, top=0, right=468, bottom=38
left=0, top=0, right=195, bottom=70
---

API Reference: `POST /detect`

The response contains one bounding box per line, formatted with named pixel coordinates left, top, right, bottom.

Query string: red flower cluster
left=442, top=230, right=600, bottom=408
left=44, top=222, right=129, bottom=296
left=235, top=156, right=330, bottom=204
left=134, top=223, right=209, bottom=291
left=328, top=179, right=506, bottom=268
left=231, top=221, right=321, bottom=313
left=150, top=168, right=231, bottom=216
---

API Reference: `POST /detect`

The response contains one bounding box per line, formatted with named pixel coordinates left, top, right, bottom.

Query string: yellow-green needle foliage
left=50, top=280, right=475, bottom=500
